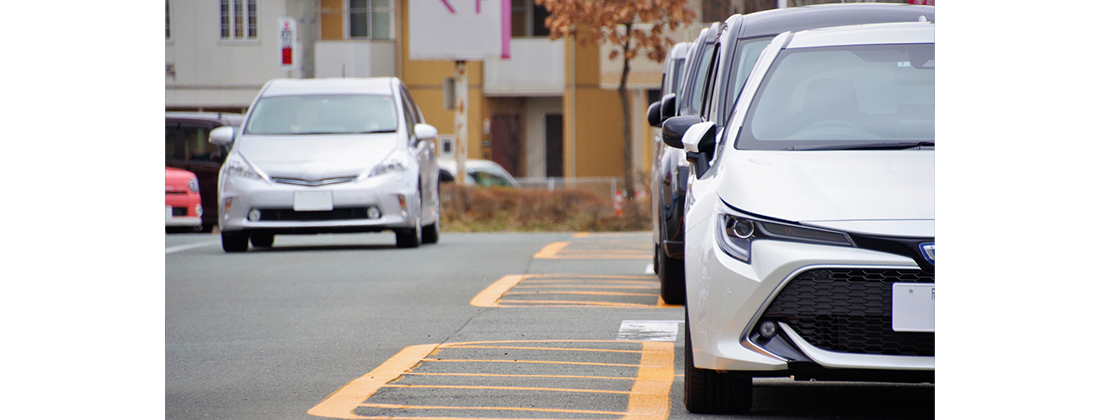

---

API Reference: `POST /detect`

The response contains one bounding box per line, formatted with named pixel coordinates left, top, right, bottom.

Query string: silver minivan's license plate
left=293, top=191, right=333, bottom=211
left=892, top=283, right=935, bottom=332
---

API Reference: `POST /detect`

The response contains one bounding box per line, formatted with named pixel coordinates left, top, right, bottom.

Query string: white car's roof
left=260, top=77, right=397, bottom=97
left=787, top=21, right=934, bottom=49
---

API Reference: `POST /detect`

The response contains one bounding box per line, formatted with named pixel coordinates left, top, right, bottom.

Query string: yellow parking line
left=497, top=300, right=657, bottom=308
left=307, top=343, right=438, bottom=420
left=383, top=384, right=631, bottom=395
left=513, top=284, right=659, bottom=289
left=424, top=358, right=642, bottom=368
left=361, top=402, right=626, bottom=416
left=572, top=232, right=590, bottom=238
left=309, top=340, right=675, bottom=420
left=624, top=342, right=676, bottom=420
left=445, top=345, right=643, bottom=354
left=507, top=291, right=659, bottom=297
left=533, top=241, right=570, bottom=258
left=469, top=275, right=525, bottom=307
left=403, top=372, right=637, bottom=380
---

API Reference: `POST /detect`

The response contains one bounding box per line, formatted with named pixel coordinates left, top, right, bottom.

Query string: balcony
left=484, top=38, right=564, bottom=97
left=314, top=40, right=397, bottom=78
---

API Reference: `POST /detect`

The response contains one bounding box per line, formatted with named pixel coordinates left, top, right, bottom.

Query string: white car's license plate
left=165, top=205, right=173, bottom=221
left=293, top=191, right=333, bottom=211
left=892, top=283, right=935, bottom=332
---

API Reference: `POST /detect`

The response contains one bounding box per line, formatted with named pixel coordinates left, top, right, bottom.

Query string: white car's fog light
left=759, top=321, right=777, bottom=339
left=367, top=206, right=381, bottom=219
left=248, top=209, right=261, bottom=221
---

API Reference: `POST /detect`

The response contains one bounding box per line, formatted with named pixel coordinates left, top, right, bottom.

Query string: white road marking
left=165, top=241, right=219, bottom=254
left=644, top=263, right=655, bottom=275
left=617, top=320, right=681, bottom=342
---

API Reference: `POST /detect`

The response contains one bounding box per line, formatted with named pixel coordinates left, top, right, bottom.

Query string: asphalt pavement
left=165, top=231, right=932, bottom=420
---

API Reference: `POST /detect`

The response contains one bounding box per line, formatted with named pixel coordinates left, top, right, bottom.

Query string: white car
left=663, top=22, right=935, bottom=413
left=437, top=159, right=519, bottom=187
left=210, top=77, right=441, bottom=252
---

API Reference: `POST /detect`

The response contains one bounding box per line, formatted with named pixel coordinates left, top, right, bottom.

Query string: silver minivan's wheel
left=395, top=194, right=422, bottom=248
left=684, top=311, right=752, bottom=414
left=221, top=231, right=249, bottom=253
left=421, top=185, right=441, bottom=244
left=250, top=233, right=274, bottom=248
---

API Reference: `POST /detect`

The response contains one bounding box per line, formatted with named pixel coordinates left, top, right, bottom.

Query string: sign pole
left=455, top=60, right=468, bottom=186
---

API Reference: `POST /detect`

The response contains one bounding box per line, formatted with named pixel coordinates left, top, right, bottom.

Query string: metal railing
left=515, top=177, right=648, bottom=201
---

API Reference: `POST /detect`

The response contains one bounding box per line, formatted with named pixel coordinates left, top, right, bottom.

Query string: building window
left=511, top=0, right=550, bottom=38
left=348, top=0, right=392, bottom=39
left=220, top=0, right=258, bottom=40
left=318, top=0, right=393, bottom=40
left=166, top=0, right=171, bottom=40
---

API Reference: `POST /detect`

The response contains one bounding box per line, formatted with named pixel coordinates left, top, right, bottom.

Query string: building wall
left=165, top=0, right=306, bottom=112
left=397, top=0, right=488, bottom=162
left=565, top=38, right=626, bottom=179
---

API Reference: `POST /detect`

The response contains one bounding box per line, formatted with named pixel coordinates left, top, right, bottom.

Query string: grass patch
left=440, top=184, right=650, bottom=232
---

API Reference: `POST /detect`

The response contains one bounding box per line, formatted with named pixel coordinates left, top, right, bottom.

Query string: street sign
left=409, top=0, right=511, bottom=60
left=278, top=17, right=297, bottom=70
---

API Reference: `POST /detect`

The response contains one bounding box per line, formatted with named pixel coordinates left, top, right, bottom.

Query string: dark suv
left=165, top=112, right=244, bottom=231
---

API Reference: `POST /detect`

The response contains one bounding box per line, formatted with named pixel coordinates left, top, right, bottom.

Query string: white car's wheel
left=684, top=310, right=752, bottom=414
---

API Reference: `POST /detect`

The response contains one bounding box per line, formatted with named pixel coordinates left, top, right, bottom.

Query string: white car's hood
left=718, top=150, right=934, bottom=232
left=235, top=133, right=401, bottom=180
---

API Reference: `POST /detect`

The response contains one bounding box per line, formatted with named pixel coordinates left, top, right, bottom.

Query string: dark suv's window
left=166, top=124, right=224, bottom=163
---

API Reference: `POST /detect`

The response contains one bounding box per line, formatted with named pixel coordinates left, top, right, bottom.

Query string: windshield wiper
left=791, top=141, right=935, bottom=151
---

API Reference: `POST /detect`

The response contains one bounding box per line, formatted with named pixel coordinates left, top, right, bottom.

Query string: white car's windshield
left=244, top=94, right=398, bottom=135
left=737, top=43, right=934, bottom=151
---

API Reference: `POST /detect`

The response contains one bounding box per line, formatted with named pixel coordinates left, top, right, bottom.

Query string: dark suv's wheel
left=221, top=231, right=249, bottom=253
left=658, top=250, right=685, bottom=305
left=684, top=312, right=752, bottom=414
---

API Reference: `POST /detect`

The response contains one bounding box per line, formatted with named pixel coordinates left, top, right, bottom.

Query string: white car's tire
left=684, top=310, right=752, bottom=414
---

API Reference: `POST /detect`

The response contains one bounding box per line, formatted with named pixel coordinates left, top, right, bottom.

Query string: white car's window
left=738, top=43, right=934, bottom=150
left=244, top=94, right=398, bottom=135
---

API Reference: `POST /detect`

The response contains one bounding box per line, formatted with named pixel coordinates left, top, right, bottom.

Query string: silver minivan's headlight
left=715, top=205, right=854, bottom=263
left=222, top=152, right=263, bottom=180
left=368, top=150, right=410, bottom=178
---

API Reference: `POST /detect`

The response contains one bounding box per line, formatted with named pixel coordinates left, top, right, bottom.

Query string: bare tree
left=536, top=0, right=696, bottom=199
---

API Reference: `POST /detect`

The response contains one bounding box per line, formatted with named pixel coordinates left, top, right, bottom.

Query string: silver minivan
left=210, top=77, right=441, bottom=252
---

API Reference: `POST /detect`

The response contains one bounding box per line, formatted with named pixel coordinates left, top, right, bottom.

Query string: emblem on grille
left=920, top=243, right=935, bottom=265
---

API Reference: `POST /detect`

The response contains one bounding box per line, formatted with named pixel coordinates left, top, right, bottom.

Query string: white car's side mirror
left=682, top=122, right=716, bottom=154
left=210, top=126, right=235, bottom=146
left=414, top=123, right=438, bottom=142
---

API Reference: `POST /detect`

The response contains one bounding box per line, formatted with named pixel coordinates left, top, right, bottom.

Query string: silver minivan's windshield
left=737, top=43, right=934, bottom=151
left=244, top=94, right=398, bottom=135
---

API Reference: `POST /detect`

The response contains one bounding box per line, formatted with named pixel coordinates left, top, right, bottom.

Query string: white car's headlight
left=715, top=204, right=854, bottom=263
left=367, top=151, right=410, bottom=178
left=222, top=152, right=263, bottom=180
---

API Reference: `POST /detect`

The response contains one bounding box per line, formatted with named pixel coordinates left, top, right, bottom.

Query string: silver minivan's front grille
left=270, top=176, right=357, bottom=187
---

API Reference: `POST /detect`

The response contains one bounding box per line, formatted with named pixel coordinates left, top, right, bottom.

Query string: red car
left=165, top=167, right=203, bottom=230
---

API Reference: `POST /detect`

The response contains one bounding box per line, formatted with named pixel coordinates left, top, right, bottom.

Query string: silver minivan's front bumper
left=218, top=171, right=420, bottom=233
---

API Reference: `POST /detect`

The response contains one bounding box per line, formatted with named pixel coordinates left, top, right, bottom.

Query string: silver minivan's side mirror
left=210, top=126, right=235, bottom=146
left=414, top=123, right=438, bottom=142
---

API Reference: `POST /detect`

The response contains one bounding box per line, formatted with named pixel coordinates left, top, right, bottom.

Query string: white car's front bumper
left=218, top=172, right=420, bottom=233
left=685, top=211, right=934, bottom=378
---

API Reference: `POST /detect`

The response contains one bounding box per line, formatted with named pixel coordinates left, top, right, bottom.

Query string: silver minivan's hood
left=235, top=133, right=401, bottom=180
left=718, top=150, right=934, bottom=228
